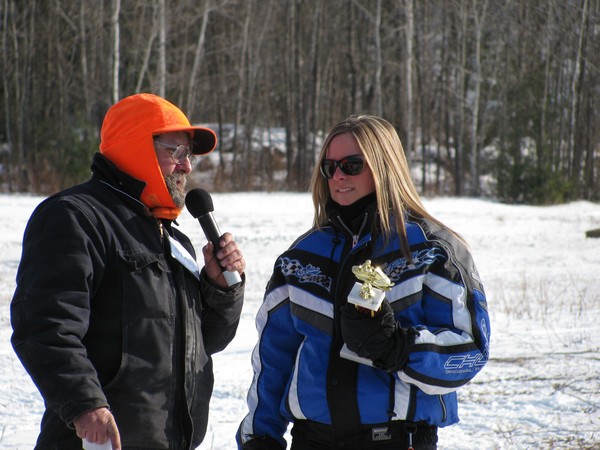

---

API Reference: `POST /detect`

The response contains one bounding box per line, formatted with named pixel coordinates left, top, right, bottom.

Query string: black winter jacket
left=11, top=154, right=244, bottom=449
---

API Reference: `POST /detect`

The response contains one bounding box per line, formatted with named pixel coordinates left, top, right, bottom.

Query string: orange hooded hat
left=99, top=93, right=217, bottom=220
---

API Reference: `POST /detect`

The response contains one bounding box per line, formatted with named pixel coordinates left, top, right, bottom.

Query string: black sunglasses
left=320, top=155, right=365, bottom=179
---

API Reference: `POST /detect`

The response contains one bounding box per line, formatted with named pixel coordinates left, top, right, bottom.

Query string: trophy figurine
left=347, top=260, right=394, bottom=316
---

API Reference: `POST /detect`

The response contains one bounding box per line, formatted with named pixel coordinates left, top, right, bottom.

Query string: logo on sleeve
left=444, top=354, right=486, bottom=374
left=385, top=247, right=447, bottom=281
left=278, top=257, right=332, bottom=292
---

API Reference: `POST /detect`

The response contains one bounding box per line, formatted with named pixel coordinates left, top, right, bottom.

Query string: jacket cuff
left=64, top=400, right=110, bottom=429
left=200, top=269, right=245, bottom=303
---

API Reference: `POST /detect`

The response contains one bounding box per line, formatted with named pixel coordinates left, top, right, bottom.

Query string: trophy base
left=340, top=343, right=374, bottom=367
left=347, top=282, right=386, bottom=311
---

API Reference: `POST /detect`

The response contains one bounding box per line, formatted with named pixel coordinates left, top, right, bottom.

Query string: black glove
left=340, top=299, right=418, bottom=372
left=242, top=435, right=286, bottom=450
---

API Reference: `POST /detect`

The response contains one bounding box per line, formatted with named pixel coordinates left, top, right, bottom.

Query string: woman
left=238, top=115, right=490, bottom=450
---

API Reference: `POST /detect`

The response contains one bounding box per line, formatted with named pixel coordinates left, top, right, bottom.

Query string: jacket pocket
left=118, top=249, right=174, bottom=318
left=103, top=250, right=175, bottom=392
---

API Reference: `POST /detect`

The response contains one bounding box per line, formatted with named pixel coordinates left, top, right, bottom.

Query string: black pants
left=290, top=419, right=437, bottom=450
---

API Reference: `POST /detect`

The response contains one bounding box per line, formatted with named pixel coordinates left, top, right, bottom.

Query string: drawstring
left=387, top=375, right=420, bottom=450
left=404, top=421, right=418, bottom=450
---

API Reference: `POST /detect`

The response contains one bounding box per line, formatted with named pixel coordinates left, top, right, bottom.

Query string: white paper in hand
left=82, top=438, right=112, bottom=450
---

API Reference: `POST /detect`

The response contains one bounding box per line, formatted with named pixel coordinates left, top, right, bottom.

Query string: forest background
left=1, top=0, right=599, bottom=204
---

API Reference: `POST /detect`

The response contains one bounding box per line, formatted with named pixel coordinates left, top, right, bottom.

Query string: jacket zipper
left=438, top=395, right=447, bottom=422
left=336, top=213, right=368, bottom=248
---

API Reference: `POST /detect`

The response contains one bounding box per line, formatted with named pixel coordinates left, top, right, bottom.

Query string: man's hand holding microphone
left=185, top=188, right=245, bottom=289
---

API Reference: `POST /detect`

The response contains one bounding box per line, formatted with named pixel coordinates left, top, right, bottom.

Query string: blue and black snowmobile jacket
left=238, top=201, right=490, bottom=448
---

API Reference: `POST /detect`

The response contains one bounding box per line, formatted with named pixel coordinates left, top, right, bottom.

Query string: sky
left=0, top=192, right=598, bottom=449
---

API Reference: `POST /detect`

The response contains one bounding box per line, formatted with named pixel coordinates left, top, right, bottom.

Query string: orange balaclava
left=99, top=93, right=217, bottom=220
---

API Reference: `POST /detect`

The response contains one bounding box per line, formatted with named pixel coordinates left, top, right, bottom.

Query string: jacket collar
left=326, top=193, right=378, bottom=240
left=90, top=152, right=147, bottom=201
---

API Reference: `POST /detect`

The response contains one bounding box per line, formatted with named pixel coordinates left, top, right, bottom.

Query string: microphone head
left=185, top=188, right=214, bottom=218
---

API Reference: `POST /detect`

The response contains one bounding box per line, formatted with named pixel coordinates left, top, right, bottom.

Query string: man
left=11, top=93, right=245, bottom=449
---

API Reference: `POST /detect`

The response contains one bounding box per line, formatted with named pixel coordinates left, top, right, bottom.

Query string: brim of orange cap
left=153, top=125, right=217, bottom=155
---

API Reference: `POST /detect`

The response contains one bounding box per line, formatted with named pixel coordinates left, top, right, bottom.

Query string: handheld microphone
left=185, top=188, right=242, bottom=287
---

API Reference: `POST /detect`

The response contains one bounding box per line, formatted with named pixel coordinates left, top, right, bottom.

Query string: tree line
left=1, top=0, right=598, bottom=203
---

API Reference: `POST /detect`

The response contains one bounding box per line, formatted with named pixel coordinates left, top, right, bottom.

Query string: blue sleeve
left=238, top=266, right=304, bottom=448
left=393, top=241, right=491, bottom=395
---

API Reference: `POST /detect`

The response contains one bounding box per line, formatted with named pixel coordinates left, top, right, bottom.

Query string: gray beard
left=164, top=173, right=187, bottom=209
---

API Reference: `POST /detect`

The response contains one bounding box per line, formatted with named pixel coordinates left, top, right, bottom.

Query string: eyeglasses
left=320, top=155, right=365, bottom=179
left=154, top=140, right=197, bottom=165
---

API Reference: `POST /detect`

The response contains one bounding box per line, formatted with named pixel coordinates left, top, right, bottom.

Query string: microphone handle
left=83, top=439, right=112, bottom=450
left=197, top=213, right=242, bottom=286
left=198, top=212, right=221, bottom=248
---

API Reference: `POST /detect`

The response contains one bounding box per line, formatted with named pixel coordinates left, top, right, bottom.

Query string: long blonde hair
left=310, top=114, right=457, bottom=259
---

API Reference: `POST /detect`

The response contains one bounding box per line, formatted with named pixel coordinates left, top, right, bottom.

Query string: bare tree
left=135, top=3, right=158, bottom=94
left=468, top=0, right=487, bottom=196
left=157, top=0, right=166, bottom=97
left=404, top=0, right=414, bottom=158
left=186, top=1, right=213, bottom=117
left=79, top=1, right=92, bottom=120
left=451, top=1, right=469, bottom=196
left=111, top=0, right=120, bottom=102
left=351, top=0, right=384, bottom=116
left=569, top=0, right=589, bottom=196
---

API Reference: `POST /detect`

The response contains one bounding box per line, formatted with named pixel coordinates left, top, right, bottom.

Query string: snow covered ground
left=0, top=192, right=598, bottom=449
